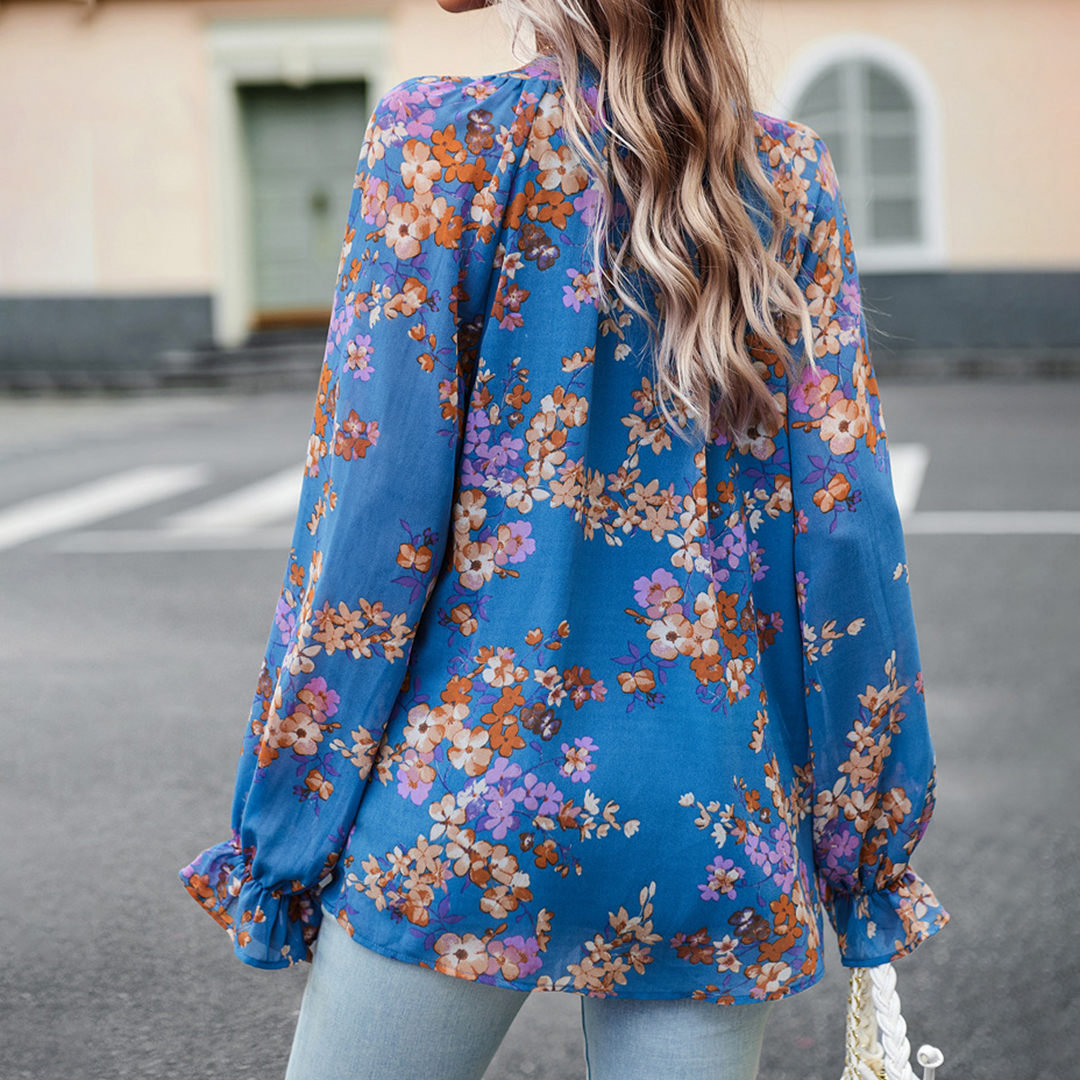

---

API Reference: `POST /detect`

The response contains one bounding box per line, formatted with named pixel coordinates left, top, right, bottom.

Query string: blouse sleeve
left=785, top=134, right=949, bottom=966
left=180, top=80, right=520, bottom=968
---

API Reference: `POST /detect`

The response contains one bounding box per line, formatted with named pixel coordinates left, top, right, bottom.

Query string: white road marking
left=55, top=527, right=294, bottom=553
left=26, top=448, right=1080, bottom=554
left=904, top=512, right=1080, bottom=535
left=889, top=443, right=930, bottom=518
left=164, top=467, right=303, bottom=533
left=0, top=465, right=209, bottom=552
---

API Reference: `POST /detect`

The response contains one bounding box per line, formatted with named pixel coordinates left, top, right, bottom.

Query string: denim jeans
left=284, top=907, right=774, bottom=1080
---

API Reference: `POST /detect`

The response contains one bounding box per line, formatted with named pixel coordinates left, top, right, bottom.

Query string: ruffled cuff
left=179, top=837, right=323, bottom=969
left=820, top=866, right=949, bottom=968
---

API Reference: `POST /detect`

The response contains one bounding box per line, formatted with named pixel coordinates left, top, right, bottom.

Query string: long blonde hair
left=494, top=0, right=813, bottom=441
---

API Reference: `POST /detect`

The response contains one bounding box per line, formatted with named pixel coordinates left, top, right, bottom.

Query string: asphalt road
left=1, top=378, right=1077, bottom=1080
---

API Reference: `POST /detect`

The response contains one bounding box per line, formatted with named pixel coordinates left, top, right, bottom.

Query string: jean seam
left=580, top=996, right=592, bottom=1080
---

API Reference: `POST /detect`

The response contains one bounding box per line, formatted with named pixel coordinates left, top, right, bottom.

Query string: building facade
left=0, top=0, right=1077, bottom=378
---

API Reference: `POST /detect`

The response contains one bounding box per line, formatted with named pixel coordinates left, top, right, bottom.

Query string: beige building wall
left=0, top=0, right=1076, bottom=306
left=0, top=2, right=214, bottom=293
left=0, top=0, right=518, bottom=299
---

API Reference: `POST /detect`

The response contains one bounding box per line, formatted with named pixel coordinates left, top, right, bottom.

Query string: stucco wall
left=0, top=2, right=214, bottom=294
left=0, top=0, right=519, bottom=298
left=0, top=0, right=1075, bottom=304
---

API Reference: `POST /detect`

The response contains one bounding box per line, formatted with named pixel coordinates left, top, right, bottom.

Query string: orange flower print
left=386, top=276, right=428, bottom=318
left=396, top=543, right=433, bottom=571
left=449, top=603, right=478, bottom=637
left=333, top=411, right=379, bottom=460
left=745, top=960, right=793, bottom=1000
left=647, top=612, right=697, bottom=660
left=180, top=75, right=947, bottom=996
left=385, top=198, right=433, bottom=260
left=454, top=540, right=496, bottom=590
left=536, top=144, right=589, bottom=195
left=403, top=704, right=447, bottom=754
left=819, top=397, right=868, bottom=455
left=270, top=708, right=323, bottom=756
left=303, top=769, right=333, bottom=801
left=813, top=473, right=852, bottom=513
left=617, top=669, right=656, bottom=694
left=434, top=932, right=491, bottom=980
left=399, top=139, right=441, bottom=195
left=447, top=726, right=492, bottom=776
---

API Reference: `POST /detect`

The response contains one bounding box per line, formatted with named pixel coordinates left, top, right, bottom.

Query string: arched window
left=777, top=37, right=945, bottom=271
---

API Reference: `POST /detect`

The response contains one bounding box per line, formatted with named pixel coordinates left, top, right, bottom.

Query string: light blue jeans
left=284, top=907, right=774, bottom=1080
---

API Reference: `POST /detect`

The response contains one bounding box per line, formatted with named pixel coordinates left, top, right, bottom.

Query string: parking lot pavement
left=1, top=379, right=1077, bottom=1080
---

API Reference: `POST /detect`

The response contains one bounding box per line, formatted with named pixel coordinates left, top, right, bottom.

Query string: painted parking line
left=55, top=527, right=294, bottom=553
left=904, top=512, right=1080, bottom=535
left=889, top=443, right=930, bottom=518
left=164, top=466, right=303, bottom=533
left=0, top=465, right=209, bottom=552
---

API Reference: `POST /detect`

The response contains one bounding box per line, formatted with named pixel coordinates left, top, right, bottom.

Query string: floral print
left=181, top=55, right=947, bottom=1002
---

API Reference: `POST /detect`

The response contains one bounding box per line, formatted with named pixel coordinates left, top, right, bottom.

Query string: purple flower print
left=396, top=750, right=433, bottom=806
left=699, top=856, right=742, bottom=901
left=573, top=187, right=601, bottom=227
left=328, top=303, right=352, bottom=344
left=480, top=764, right=524, bottom=840
left=274, top=596, right=296, bottom=645
left=360, top=175, right=390, bottom=226
left=344, top=335, right=375, bottom=381
left=789, top=365, right=828, bottom=416
left=768, top=826, right=796, bottom=891
left=463, top=408, right=492, bottom=457
left=521, top=774, right=562, bottom=815
left=559, top=737, right=598, bottom=783
left=382, top=83, right=421, bottom=118
left=633, top=568, right=681, bottom=617
left=478, top=431, right=524, bottom=470
left=745, top=831, right=779, bottom=875
left=494, top=521, right=535, bottom=567
left=459, top=457, right=486, bottom=490
left=714, top=525, right=746, bottom=571
left=747, top=540, right=769, bottom=583
left=795, top=571, right=809, bottom=612
left=487, top=934, right=543, bottom=979
left=298, top=677, right=340, bottom=722
left=485, top=757, right=522, bottom=790
left=840, top=279, right=862, bottom=318
left=480, top=795, right=522, bottom=840
left=822, top=823, right=860, bottom=874
left=562, top=268, right=599, bottom=314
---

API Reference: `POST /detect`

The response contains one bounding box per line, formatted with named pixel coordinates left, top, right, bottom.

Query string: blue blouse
left=181, top=56, right=947, bottom=1003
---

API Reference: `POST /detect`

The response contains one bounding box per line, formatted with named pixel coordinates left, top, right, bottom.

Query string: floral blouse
left=181, top=55, right=947, bottom=1004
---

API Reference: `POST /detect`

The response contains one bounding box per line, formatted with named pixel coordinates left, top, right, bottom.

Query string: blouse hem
left=319, top=904, right=826, bottom=1005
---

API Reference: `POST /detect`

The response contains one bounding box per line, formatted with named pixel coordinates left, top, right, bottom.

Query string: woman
left=181, top=1, right=948, bottom=1077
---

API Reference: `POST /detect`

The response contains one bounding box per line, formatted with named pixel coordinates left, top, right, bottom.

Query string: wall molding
left=772, top=33, right=947, bottom=275
left=205, top=17, right=392, bottom=346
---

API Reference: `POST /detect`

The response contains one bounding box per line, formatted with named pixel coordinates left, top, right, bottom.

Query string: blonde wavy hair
left=494, top=0, right=813, bottom=441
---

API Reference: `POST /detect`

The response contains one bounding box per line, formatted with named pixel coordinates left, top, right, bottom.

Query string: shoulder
left=364, top=64, right=560, bottom=166
left=353, top=66, right=560, bottom=263
left=751, top=110, right=840, bottom=210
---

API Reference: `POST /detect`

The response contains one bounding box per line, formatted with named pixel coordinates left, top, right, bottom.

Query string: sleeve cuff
left=821, top=866, right=949, bottom=968
left=180, top=838, right=323, bottom=969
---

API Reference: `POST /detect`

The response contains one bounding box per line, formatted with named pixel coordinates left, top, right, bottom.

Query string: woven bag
left=841, top=965, right=945, bottom=1080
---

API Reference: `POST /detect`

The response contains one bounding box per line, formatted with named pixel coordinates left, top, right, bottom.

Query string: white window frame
left=772, top=34, right=947, bottom=274
left=207, top=19, right=393, bottom=347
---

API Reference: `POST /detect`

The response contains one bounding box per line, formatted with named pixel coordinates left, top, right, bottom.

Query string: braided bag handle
left=841, top=966, right=946, bottom=1080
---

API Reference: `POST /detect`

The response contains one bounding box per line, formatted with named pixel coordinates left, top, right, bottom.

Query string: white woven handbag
left=842, top=965, right=945, bottom=1080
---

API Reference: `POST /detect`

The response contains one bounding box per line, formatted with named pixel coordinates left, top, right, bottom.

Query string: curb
left=0, top=347, right=1078, bottom=395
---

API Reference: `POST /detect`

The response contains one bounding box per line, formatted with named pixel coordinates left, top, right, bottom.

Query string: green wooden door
left=240, top=80, right=369, bottom=329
